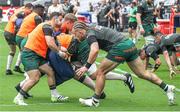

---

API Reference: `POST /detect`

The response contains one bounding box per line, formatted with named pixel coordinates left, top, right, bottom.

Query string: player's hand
left=58, top=51, right=68, bottom=60
left=169, top=69, right=176, bottom=79
left=76, top=66, right=88, bottom=78
left=61, top=46, right=67, bottom=52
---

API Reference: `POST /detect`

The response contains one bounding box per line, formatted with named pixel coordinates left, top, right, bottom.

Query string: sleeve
left=34, top=15, right=43, bottom=26
left=87, top=35, right=98, bottom=45
left=16, top=11, right=25, bottom=18
left=67, top=38, right=79, bottom=55
left=42, top=24, right=53, bottom=36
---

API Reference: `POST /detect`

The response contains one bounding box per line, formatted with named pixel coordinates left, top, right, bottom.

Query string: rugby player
left=139, top=44, right=163, bottom=72
left=154, top=32, right=180, bottom=78
left=13, top=12, right=68, bottom=106
left=4, top=3, right=33, bottom=75
left=136, top=0, right=158, bottom=45
left=71, top=21, right=176, bottom=107
left=16, top=4, right=45, bottom=49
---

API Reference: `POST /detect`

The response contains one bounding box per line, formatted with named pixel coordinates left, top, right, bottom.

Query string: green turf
left=0, top=22, right=180, bottom=111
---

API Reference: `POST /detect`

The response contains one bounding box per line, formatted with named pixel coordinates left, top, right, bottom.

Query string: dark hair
left=73, top=21, right=88, bottom=30
left=34, top=4, right=45, bottom=10
left=24, top=3, right=33, bottom=9
left=49, top=12, right=60, bottom=19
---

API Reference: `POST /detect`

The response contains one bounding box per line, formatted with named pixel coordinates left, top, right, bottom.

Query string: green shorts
left=20, top=38, right=28, bottom=50
left=106, top=39, right=138, bottom=63
left=142, top=24, right=155, bottom=37
left=21, top=49, right=47, bottom=72
left=4, top=31, right=16, bottom=45
left=16, top=35, right=25, bottom=49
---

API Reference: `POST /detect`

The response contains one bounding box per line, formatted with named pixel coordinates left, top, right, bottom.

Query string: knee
left=137, top=70, right=149, bottom=79
left=96, top=69, right=106, bottom=77
left=30, top=75, right=40, bottom=84
left=46, top=67, right=54, bottom=77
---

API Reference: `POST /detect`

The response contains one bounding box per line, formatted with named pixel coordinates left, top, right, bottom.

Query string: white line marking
left=0, top=102, right=64, bottom=107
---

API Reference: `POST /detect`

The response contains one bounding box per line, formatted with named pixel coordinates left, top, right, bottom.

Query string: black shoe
left=99, top=92, right=106, bottom=99
left=15, top=83, right=33, bottom=99
left=124, top=73, right=135, bottom=93
left=14, top=66, right=24, bottom=73
left=6, top=69, right=13, bottom=75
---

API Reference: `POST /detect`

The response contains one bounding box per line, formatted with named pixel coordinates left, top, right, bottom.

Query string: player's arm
left=136, top=5, right=145, bottom=34
left=162, top=46, right=175, bottom=74
left=43, top=24, right=60, bottom=52
left=76, top=35, right=99, bottom=77
left=11, top=11, right=25, bottom=22
left=105, top=9, right=114, bottom=20
left=35, top=15, right=43, bottom=26
left=150, top=52, right=161, bottom=72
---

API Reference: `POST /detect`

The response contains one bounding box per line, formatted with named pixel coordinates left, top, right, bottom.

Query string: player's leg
left=89, top=64, right=133, bottom=93
left=71, top=62, right=105, bottom=99
left=14, top=52, right=24, bottom=73
left=79, top=58, right=118, bottom=107
left=127, top=57, right=176, bottom=105
left=4, top=31, right=16, bottom=75
left=6, top=44, right=16, bottom=75
left=14, top=69, right=41, bottom=105
left=14, top=49, right=44, bottom=105
left=39, top=63, right=69, bottom=102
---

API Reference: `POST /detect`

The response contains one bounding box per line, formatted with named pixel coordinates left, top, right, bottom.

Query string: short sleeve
left=42, top=24, right=53, bottom=36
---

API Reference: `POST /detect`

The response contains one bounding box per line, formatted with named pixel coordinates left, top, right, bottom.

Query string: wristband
left=85, top=62, right=92, bottom=69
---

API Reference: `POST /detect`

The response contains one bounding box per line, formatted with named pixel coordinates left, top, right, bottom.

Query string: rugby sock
left=6, top=53, right=14, bottom=70
left=16, top=93, right=24, bottom=99
left=50, top=85, right=60, bottom=97
left=105, top=72, right=127, bottom=81
left=15, top=52, right=21, bottom=67
left=159, top=82, right=168, bottom=92
left=82, top=76, right=95, bottom=91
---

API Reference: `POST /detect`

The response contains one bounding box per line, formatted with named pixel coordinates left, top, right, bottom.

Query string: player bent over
left=154, top=32, right=180, bottom=79
left=71, top=21, right=176, bottom=107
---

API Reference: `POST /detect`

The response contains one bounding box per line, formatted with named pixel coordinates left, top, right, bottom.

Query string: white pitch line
left=0, top=102, right=64, bottom=107
left=95, top=61, right=138, bottom=78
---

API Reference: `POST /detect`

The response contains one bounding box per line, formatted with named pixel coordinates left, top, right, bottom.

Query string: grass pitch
left=0, top=22, right=180, bottom=111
